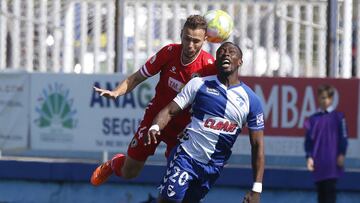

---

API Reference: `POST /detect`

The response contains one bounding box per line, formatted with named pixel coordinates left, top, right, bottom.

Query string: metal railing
left=0, top=0, right=357, bottom=78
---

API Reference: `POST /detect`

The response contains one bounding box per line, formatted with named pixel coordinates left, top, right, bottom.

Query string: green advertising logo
left=35, top=83, right=77, bottom=129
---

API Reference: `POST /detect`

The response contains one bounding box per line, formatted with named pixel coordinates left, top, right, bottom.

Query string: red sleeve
left=202, top=52, right=217, bottom=76
left=140, top=44, right=174, bottom=78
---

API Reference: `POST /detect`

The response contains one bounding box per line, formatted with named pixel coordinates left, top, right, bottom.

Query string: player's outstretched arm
left=145, top=101, right=182, bottom=146
left=249, top=130, right=265, bottom=184
left=93, top=70, right=147, bottom=99
left=243, top=130, right=264, bottom=203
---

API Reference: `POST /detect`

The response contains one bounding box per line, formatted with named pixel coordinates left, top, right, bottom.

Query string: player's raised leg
left=90, top=151, right=146, bottom=185
left=90, top=116, right=158, bottom=185
left=118, top=156, right=146, bottom=178
left=90, top=153, right=125, bottom=186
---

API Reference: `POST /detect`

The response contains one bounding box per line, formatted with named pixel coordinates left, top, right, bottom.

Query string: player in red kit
left=90, top=15, right=217, bottom=186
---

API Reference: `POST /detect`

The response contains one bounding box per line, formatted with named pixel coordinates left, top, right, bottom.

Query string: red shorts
left=127, top=108, right=190, bottom=162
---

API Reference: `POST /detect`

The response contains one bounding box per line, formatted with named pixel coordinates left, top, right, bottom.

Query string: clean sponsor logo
left=191, top=72, right=200, bottom=78
left=206, top=87, right=219, bottom=95
left=203, top=118, right=238, bottom=133
left=256, top=113, right=264, bottom=126
left=168, top=77, right=184, bottom=92
left=35, top=83, right=77, bottom=129
left=130, top=137, right=138, bottom=148
left=170, top=66, right=177, bottom=74
left=34, top=83, right=77, bottom=143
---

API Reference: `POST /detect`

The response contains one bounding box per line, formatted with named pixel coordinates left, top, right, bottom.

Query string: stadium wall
left=1, top=72, right=360, bottom=202
left=2, top=73, right=360, bottom=159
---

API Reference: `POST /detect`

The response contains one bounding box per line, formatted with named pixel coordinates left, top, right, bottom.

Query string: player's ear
left=203, top=30, right=208, bottom=41
left=238, top=59, right=243, bottom=67
left=180, top=29, right=183, bottom=38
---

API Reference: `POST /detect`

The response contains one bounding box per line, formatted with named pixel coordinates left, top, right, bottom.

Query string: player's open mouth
left=222, top=59, right=231, bottom=67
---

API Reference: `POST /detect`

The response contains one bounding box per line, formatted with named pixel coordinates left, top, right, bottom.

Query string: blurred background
left=0, top=0, right=360, bottom=202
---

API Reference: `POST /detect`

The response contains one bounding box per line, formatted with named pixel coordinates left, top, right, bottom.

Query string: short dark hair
left=219, top=41, right=243, bottom=59
left=317, top=84, right=335, bottom=98
left=183, top=15, right=207, bottom=31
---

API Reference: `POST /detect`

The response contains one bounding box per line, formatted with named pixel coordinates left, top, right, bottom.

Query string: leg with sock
left=90, top=153, right=126, bottom=186
left=111, top=153, right=126, bottom=177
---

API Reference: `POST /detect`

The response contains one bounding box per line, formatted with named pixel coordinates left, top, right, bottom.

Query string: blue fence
left=0, top=159, right=359, bottom=203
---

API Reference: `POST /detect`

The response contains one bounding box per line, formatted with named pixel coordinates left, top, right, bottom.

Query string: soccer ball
left=204, top=9, right=234, bottom=43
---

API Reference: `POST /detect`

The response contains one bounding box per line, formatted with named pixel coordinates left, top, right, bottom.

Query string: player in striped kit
left=146, top=42, right=265, bottom=203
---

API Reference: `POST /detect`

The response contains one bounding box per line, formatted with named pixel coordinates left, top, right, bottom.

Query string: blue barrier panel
left=0, top=160, right=359, bottom=191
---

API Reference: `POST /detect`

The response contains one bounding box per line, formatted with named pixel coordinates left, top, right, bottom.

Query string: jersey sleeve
left=246, top=91, right=265, bottom=131
left=173, top=77, right=203, bottom=109
left=140, top=44, right=173, bottom=78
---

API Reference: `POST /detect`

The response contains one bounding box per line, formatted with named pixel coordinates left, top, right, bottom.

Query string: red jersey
left=139, top=44, right=217, bottom=130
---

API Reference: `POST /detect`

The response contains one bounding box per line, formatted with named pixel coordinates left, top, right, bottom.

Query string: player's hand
left=243, top=191, right=260, bottom=203
left=144, top=129, right=160, bottom=146
left=307, top=157, right=314, bottom=171
left=337, top=154, right=345, bottom=168
left=93, top=86, right=118, bottom=99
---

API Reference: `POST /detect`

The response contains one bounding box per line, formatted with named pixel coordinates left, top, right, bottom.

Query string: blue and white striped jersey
left=173, top=75, right=264, bottom=165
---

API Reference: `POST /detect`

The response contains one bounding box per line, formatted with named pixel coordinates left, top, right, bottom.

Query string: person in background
left=304, top=84, right=348, bottom=203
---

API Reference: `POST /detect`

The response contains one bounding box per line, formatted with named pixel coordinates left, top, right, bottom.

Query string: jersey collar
left=215, top=76, right=243, bottom=90
left=318, top=106, right=335, bottom=113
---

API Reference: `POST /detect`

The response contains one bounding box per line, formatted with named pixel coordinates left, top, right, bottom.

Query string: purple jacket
left=304, top=110, right=348, bottom=182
